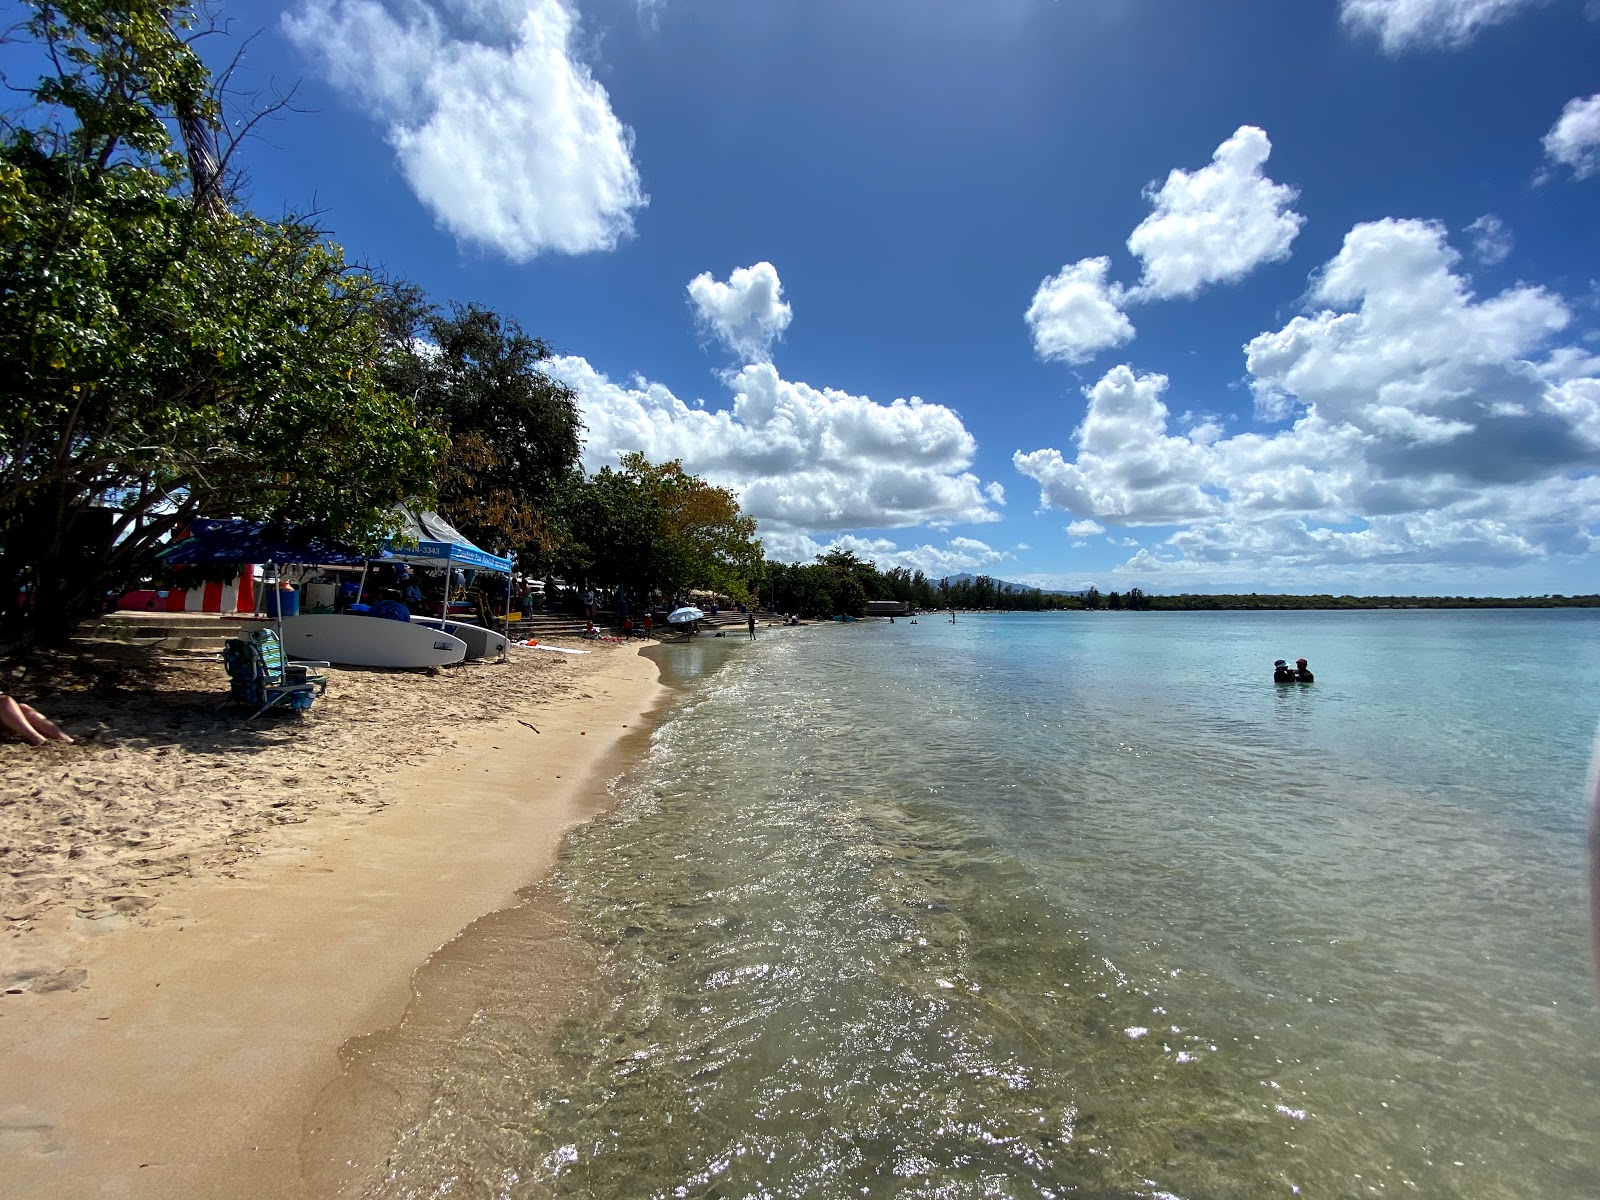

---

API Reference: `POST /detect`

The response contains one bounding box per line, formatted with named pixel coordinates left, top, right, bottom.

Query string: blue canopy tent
left=155, top=518, right=376, bottom=569
left=155, top=510, right=512, bottom=623
left=382, top=509, right=512, bottom=573
left=153, top=518, right=384, bottom=652
left=379, top=509, right=512, bottom=621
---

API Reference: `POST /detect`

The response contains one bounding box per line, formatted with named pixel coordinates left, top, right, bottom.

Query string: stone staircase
left=75, top=611, right=270, bottom=655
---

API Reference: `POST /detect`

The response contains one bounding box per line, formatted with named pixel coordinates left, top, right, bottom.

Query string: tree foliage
left=764, top=549, right=879, bottom=618
left=0, top=1, right=440, bottom=644
left=560, top=453, right=762, bottom=600
left=379, top=296, right=582, bottom=560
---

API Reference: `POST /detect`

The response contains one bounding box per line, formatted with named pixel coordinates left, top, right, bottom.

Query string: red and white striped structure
left=117, top=565, right=259, bottom=615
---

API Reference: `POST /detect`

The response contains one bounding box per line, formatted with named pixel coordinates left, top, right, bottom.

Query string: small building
left=865, top=600, right=910, bottom=616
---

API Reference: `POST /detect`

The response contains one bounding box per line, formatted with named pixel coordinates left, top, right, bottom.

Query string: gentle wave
left=365, top=612, right=1600, bottom=1198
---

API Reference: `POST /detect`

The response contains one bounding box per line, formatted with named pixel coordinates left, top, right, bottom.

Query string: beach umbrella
left=667, top=606, right=704, bottom=625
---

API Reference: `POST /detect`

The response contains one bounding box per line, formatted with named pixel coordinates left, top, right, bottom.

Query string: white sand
left=0, top=642, right=664, bottom=1198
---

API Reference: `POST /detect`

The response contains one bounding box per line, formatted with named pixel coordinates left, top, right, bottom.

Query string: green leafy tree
left=379, top=296, right=582, bottom=561
left=0, top=1, right=440, bottom=645
left=560, top=453, right=762, bottom=602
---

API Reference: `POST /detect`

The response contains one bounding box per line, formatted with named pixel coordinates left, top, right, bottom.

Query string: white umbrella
left=667, top=606, right=704, bottom=624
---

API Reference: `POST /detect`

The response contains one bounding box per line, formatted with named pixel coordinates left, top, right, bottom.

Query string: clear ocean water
left=372, top=611, right=1600, bottom=1199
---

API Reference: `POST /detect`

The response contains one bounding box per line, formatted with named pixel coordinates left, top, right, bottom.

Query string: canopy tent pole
left=271, top=560, right=285, bottom=648
left=356, top=559, right=370, bottom=606
left=441, top=565, right=451, bottom=621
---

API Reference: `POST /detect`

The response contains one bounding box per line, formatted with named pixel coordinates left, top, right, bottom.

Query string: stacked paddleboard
left=274, top=614, right=467, bottom=668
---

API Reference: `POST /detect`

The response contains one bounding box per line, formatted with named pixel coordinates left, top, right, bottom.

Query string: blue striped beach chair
left=221, top=630, right=330, bottom=719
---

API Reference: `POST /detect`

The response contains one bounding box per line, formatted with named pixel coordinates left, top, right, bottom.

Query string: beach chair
left=220, top=632, right=329, bottom=719
left=250, top=628, right=330, bottom=696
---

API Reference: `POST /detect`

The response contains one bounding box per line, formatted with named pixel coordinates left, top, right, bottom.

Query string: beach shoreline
left=0, top=640, right=666, bottom=1199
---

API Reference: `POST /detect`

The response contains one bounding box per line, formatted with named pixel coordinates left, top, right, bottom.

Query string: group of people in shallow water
left=1273, top=657, right=1314, bottom=683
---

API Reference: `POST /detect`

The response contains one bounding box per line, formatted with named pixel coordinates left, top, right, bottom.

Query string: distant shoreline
left=935, top=595, right=1600, bottom=612
left=1140, top=594, right=1600, bottom=610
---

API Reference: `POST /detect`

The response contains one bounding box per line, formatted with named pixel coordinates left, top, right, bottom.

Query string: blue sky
left=213, top=1, right=1598, bottom=592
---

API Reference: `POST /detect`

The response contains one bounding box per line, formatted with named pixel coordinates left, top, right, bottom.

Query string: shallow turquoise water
left=517, top=612, right=1599, bottom=1197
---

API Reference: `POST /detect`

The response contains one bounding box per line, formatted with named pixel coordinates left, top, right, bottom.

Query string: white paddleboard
left=410, top=616, right=508, bottom=661
left=275, top=614, right=466, bottom=668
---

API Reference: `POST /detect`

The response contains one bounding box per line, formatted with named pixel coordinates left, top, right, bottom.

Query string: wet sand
left=0, top=640, right=664, bottom=1198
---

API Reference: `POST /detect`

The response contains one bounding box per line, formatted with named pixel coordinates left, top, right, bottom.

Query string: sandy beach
left=0, top=637, right=665, bottom=1198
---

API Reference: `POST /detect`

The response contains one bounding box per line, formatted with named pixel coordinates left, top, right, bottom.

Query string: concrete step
left=81, top=614, right=256, bottom=643
left=72, top=638, right=226, bottom=658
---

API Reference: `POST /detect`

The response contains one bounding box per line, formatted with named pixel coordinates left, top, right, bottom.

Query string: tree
left=559, top=454, right=762, bottom=601
left=1081, top=586, right=1102, bottom=610
left=0, top=1, right=441, bottom=645
left=379, top=297, right=582, bottom=561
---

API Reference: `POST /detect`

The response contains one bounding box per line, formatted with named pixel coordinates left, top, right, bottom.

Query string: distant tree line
left=1140, top=593, right=1600, bottom=610
left=761, top=554, right=1136, bottom=619
left=760, top=551, right=1600, bottom=620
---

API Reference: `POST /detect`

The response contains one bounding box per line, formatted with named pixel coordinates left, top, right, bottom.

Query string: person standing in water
left=1294, top=657, right=1314, bottom=682
left=746, top=612, right=756, bottom=641
left=1273, top=659, right=1296, bottom=683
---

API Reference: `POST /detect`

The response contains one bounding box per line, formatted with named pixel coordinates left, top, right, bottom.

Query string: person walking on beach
left=1294, top=657, right=1314, bottom=682
left=747, top=612, right=757, bottom=641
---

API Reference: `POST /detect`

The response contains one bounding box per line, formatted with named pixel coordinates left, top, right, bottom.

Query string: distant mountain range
left=939, top=572, right=1084, bottom=597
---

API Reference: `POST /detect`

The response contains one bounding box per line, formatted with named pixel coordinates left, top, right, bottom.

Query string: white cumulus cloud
left=1013, top=366, right=1222, bottom=525
left=1542, top=92, right=1600, bottom=180
left=1465, top=214, right=1513, bottom=264
left=545, top=357, right=1002, bottom=533
left=1340, top=0, right=1544, bottom=52
left=1026, top=126, right=1300, bottom=365
left=760, top=533, right=1009, bottom=577
left=688, top=262, right=793, bottom=362
left=283, top=0, right=646, bottom=260
left=1025, top=257, right=1134, bottom=364
left=1066, top=519, right=1105, bottom=537
left=1125, top=126, right=1304, bottom=300
left=1014, top=218, right=1600, bottom=580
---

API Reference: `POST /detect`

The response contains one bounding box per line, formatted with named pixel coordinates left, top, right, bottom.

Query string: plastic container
left=265, top=587, right=300, bottom=618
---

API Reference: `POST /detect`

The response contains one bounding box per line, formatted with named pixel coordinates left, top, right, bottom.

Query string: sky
left=187, top=1, right=1600, bottom=591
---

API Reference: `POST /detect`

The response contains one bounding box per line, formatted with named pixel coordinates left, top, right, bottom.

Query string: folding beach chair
left=220, top=632, right=329, bottom=719
left=250, top=628, right=330, bottom=696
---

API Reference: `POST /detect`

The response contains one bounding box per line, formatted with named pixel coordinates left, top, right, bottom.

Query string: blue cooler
left=265, top=587, right=300, bottom=618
